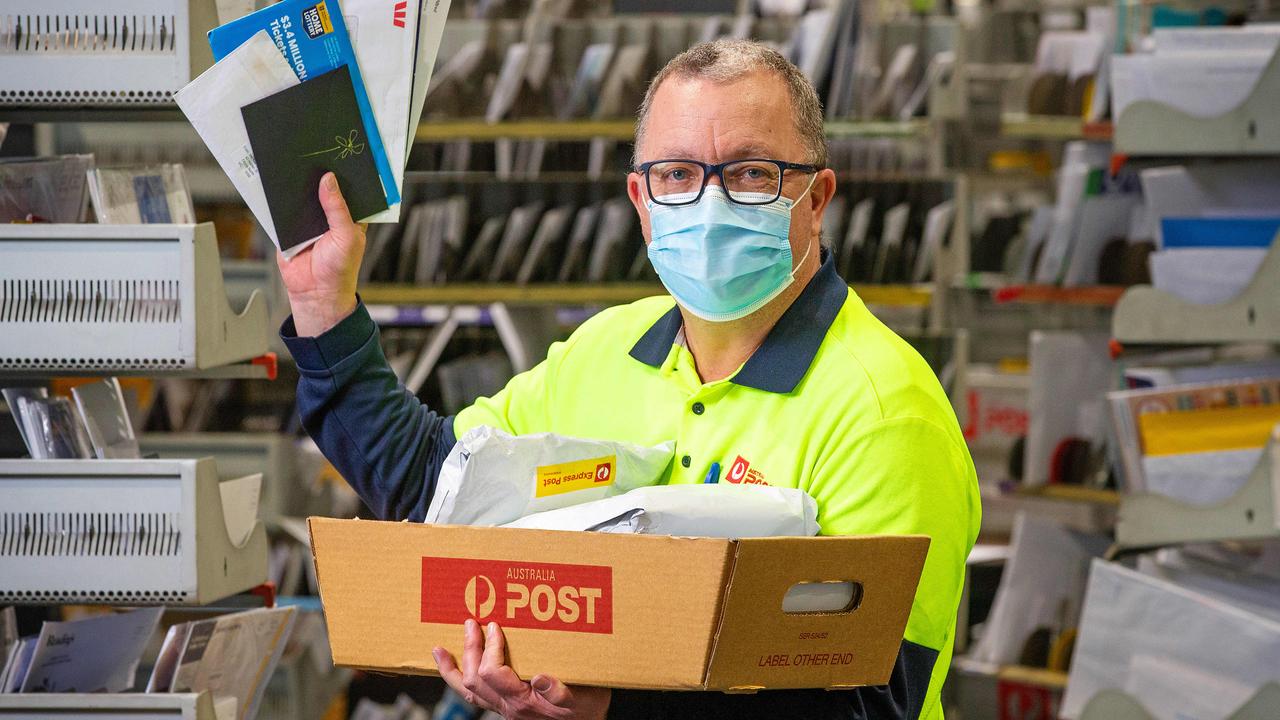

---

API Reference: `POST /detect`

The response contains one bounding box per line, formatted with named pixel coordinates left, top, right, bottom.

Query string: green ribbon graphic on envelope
left=301, top=129, right=365, bottom=160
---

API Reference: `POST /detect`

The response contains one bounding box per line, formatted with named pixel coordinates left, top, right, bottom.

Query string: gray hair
left=633, top=39, right=827, bottom=168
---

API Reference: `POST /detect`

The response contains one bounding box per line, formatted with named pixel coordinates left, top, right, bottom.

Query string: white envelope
left=1150, top=248, right=1268, bottom=304
left=174, top=31, right=298, bottom=246
left=344, top=0, right=421, bottom=223
left=406, top=0, right=454, bottom=157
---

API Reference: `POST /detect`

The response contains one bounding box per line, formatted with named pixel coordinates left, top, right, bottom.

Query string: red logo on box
left=392, top=0, right=407, bottom=27
left=422, top=557, right=613, bottom=634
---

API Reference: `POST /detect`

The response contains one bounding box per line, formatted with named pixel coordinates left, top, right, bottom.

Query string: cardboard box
left=308, top=517, right=928, bottom=691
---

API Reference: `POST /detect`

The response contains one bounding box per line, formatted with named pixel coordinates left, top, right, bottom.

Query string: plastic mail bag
left=426, top=426, right=673, bottom=526
left=503, top=484, right=821, bottom=538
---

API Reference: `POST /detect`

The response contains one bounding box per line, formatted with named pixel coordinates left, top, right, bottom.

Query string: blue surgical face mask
left=646, top=176, right=816, bottom=323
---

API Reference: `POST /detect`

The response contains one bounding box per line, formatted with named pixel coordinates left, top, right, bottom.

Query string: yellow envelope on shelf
left=1139, top=404, right=1280, bottom=456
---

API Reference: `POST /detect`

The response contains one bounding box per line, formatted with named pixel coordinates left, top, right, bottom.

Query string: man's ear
left=807, top=168, right=838, bottom=238
left=627, top=172, right=653, bottom=244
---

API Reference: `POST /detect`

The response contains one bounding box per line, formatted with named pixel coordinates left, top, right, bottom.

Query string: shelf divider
left=1114, top=47, right=1280, bottom=155
left=1111, top=233, right=1280, bottom=345
left=1113, top=429, right=1279, bottom=552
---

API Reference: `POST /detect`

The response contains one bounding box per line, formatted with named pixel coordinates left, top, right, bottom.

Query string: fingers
left=461, top=618, right=484, bottom=679
left=481, top=621, right=506, bottom=670
left=479, top=622, right=526, bottom=693
left=459, top=620, right=506, bottom=710
left=432, top=646, right=465, bottom=695
left=317, top=172, right=358, bottom=243
left=441, top=621, right=591, bottom=719
left=434, top=646, right=491, bottom=710
left=530, top=674, right=574, bottom=707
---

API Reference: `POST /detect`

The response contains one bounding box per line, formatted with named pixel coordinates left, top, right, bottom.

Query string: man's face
left=627, top=71, right=836, bottom=268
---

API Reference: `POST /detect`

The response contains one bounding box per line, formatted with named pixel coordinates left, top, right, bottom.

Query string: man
left=280, top=40, right=979, bottom=720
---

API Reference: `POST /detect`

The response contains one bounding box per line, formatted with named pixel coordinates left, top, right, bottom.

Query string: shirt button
left=691, top=402, right=705, bottom=415
left=681, top=455, right=691, bottom=468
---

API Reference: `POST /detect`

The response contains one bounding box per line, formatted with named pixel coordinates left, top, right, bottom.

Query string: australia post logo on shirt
left=725, top=455, right=768, bottom=485
left=421, top=557, right=613, bottom=634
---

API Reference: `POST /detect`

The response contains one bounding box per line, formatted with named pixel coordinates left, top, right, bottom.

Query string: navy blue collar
left=628, top=250, right=848, bottom=394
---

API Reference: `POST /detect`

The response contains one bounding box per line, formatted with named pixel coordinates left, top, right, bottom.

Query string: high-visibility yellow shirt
left=456, top=254, right=981, bottom=719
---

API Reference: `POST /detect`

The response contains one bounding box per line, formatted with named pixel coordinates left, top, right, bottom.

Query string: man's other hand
left=277, top=172, right=366, bottom=337
left=433, top=619, right=611, bottom=720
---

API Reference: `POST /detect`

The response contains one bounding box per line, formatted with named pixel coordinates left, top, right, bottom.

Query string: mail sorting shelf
left=0, top=223, right=270, bottom=377
left=1106, top=234, right=1280, bottom=552
left=0, top=0, right=217, bottom=109
left=1114, top=45, right=1280, bottom=155
left=138, top=433, right=336, bottom=523
left=0, top=458, right=269, bottom=606
left=0, top=692, right=218, bottom=720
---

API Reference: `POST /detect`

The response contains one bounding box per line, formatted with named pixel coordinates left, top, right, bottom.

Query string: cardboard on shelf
left=308, top=517, right=929, bottom=692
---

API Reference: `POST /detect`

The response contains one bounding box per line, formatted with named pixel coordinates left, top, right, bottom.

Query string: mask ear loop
left=787, top=172, right=820, bottom=275
left=787, top=172, right=819, bottom=211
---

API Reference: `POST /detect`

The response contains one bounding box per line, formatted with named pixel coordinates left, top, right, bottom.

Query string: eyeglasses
left=633, top=158, right=820, bottom=206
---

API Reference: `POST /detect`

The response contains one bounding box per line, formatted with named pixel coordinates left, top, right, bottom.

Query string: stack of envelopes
left=177, top=0, right=451, bottom=255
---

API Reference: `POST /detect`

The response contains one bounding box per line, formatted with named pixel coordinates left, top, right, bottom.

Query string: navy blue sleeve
left=282, top=300, right=456, bottom=521
left=607, top=640, right=937, bottom=720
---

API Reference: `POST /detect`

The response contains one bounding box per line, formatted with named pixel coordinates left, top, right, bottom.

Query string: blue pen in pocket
left=703, top=462, right=721, bottom=484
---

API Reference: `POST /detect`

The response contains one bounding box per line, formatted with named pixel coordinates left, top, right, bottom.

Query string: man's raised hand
left=276, top=172, right=366, bottom=337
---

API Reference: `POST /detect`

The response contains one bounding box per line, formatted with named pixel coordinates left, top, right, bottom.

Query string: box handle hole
left=781, top=581, right=863, bottom=615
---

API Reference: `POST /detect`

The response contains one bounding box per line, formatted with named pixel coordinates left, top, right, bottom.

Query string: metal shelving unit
left=0, top=223, right=269, bottom=376
left=0, top=458, right=269, bottom=606
left=0, top=0, right=217, bottom=112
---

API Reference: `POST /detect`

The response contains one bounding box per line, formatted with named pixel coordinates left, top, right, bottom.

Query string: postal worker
left=279, top=38, right=979, bottom=720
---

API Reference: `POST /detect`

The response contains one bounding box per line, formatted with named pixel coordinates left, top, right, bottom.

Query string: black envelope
left=242, top=65, right=388, bottom=252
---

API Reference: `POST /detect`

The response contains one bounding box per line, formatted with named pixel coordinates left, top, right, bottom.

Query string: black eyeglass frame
left=632, top=158, right=821, bottom=206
